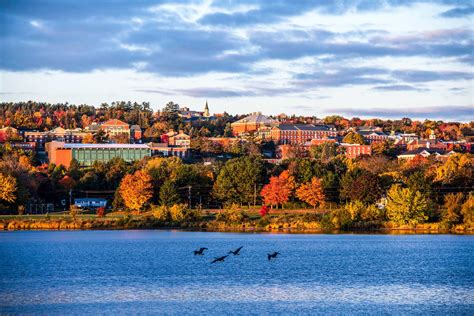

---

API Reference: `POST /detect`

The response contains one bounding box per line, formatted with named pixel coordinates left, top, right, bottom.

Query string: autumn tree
left=461, top=195, right=473, bottom=226
left=0, top=173, right=17, bottom=203
left=434, top=153, right=472, bottom=186
left=213, top=157, right=264, bottom=206
left=159, top=180, right=180, bottom=207
left=119, top=170, right=153, bottom=213
left=82, top=133, right=95, bottom=144
left=385, top=184, right=428, bottom=225
left=442, top=193, right=464, bottom=226
left=260, top=170, right=295, bottom=209
left=340, top=168, right=382, bottom=204
left=342, top=131, right=365, bottom=145
left=296, top=177, right=325, bottom=208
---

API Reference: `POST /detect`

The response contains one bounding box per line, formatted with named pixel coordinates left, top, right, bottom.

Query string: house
left=231, top=112, right=277, bottom=136
left=271, top=124, right=337, bottom=145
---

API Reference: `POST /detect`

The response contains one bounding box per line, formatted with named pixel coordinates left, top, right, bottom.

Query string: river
left=0, top=231, right=473, bottom=314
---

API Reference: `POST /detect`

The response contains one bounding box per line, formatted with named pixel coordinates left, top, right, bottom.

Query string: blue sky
left=0, top=0, right=473, bottom=121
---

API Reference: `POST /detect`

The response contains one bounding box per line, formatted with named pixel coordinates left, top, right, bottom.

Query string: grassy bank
left=0, top=211, right=472, bottom=234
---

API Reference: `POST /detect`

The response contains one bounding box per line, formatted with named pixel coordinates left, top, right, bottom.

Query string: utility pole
left=69, top=189, right=73, bottom=210
left=188, top=185, right=192, bottom=208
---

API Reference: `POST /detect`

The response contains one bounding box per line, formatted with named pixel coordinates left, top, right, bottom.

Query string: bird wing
left=236, top=246, right=243, bottom=252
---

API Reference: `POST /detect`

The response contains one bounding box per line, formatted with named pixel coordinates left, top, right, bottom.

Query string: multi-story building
left=161, top=130, right=190, bottom=147
left=24, top=127, right=90, bottom=149
left=231, top=112, right=277, bottom=136
left=340, top=143, right=372, bottom=159
left=46, top=141, right=151, bottom=167
left=99, top=119, right=130, bottom=137
left=271, top=124, right=337, bottom=145
left=357, top=129, right=388, bottom=144
left=148, top=143, right=190, bottom=159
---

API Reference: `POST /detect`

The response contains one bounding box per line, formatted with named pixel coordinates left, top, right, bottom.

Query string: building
left=148, top=143, right=190, bottom=159
left=310, top=138, right=337, bottom=146
left=397, top=147, right=448, bottom=161
left=271, top=124, right=337, bottom=145
left=406, top=130, right=447, bottom=151
left=99, top=119, right=130, bottom=137
left=46, top=141, right=151, bottom=167
left=24, top=127, right=90, bottom=149
left=340, top=143, right=372, bottom=159
left=178, top=101, right=212, bottom=121
left=130, top=125, right=142, bottom=142
left=74, top=198, right=107, bottom=209
left=357, top=129, right=388, bottom=144
left=161, top=130, right=190, bottom=147
left=231, top=112, right=277, bottom=136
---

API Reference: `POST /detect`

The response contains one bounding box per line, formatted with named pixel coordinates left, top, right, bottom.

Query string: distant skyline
left=0, top=0, right=473, bottom=121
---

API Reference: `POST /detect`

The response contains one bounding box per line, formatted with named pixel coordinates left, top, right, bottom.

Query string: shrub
left=152, top=205, right=170, bottom=221
left=259, top=205, right=269, bottom=217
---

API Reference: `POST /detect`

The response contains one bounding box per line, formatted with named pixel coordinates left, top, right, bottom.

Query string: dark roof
left=278, top=124, right=331, bottom=131
left=358, top=130, right=387, bottom=136
left=399, top=147, right=446, bottom=155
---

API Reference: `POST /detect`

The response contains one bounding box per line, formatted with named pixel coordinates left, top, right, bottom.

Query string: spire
left=204, top=100, right=210, bottom=117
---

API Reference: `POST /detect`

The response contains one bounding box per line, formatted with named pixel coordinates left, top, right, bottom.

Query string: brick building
left=231, top=112, right=277, bottom=136
left=271, top=124, right=337, bottom=145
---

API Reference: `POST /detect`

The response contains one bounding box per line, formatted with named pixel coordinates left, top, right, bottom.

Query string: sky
left=0, top=0, right=473, bottom=121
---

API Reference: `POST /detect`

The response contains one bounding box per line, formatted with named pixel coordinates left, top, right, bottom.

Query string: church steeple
left=204, top=100, right=210, bottom=117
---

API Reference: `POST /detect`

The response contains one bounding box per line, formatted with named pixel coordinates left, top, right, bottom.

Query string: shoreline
left=0, top=217, right=472, bottom=235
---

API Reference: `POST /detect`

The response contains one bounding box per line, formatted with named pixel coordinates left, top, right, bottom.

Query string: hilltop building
left=231, top=112, right=277, bottom=136
left=46, top=141, right=151, bottom=167
left=99, top=119, right=130, bottom=137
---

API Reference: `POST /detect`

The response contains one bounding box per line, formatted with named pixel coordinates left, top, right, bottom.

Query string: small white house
left=74, top=198, right=107, bottom=209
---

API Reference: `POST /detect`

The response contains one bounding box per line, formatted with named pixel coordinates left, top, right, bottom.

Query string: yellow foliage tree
left=0, top=173, right=17, bottom=203
left=82, top=133, right=95, bottom=144
left=296, top=177, right=325, bottom=209
left=435, top=153, right=472, bottom=185
left=119, top=170, right=153, bottom=213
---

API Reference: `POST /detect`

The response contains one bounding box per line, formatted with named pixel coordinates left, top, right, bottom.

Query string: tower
left=204, top=100, right=210, bottom=117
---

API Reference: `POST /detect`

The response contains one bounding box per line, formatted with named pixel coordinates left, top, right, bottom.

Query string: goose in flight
left=228, top=246, right=244, bottom=255
left=267, top=252, right=280, bottom=260
left=211, top=255, right=229, bottom=264
left=194, top=247, right=208, bottom=256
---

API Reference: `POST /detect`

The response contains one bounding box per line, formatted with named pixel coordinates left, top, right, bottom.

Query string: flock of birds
left=193, top=246, right=280, bottom=263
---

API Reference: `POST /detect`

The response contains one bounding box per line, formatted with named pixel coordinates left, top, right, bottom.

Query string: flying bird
left=211, top=255, right=229, bottom=264
left=267, top=252, right=280, bottom=260
left=228, top=246, right=244, bottom=255
left=194, top=247, right=208, bottom=256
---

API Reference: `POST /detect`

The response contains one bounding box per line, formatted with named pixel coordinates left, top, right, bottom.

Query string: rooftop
left=60, top=143, right=150, bottom=149
left=232, top=112, right=276, bottom=125
left=277, top=124, right=332, bottom=131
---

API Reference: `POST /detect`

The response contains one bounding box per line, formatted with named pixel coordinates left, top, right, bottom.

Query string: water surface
left=0, top=231, right=472, bottom=314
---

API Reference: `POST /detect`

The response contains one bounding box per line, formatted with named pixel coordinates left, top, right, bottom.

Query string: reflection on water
left=0, top=231, right=473, bottom=314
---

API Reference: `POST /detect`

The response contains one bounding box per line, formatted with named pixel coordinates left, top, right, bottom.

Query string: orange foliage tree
left=296, top=177, right=325, bottom=209
left=260, top=170, right=295, bottom=209
left=119, top=170, right=153, bottom=213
